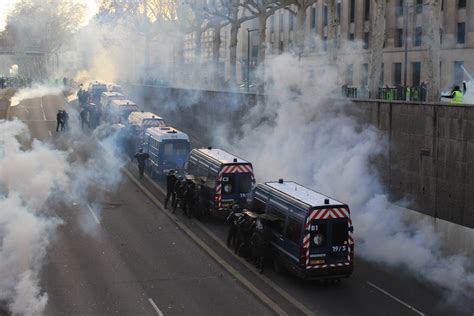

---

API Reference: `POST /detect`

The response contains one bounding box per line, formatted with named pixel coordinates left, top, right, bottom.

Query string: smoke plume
left=215, top=53, right=474, bottom=298
left=9, top=84, right=64, bottom=107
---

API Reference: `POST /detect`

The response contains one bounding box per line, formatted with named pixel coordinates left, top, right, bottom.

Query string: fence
left=342, top=85, right=427, bottom=101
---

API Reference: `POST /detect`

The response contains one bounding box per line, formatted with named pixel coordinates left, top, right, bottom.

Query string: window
left=396, top=28, right=403, bottom=47
left=350, top=0, right=355, bottom=22
left=441, top=0, right=444, bottom=10
left=289, top=12, right=294, bottom=31
left=457, top=22, right=465, bottom=44
left=238, top=172, right=253, bottom=193
left=310, top=223, right=327, bottom=249
left=414, top=27, right=422, bottom=46
left=270, top=15, right=274, bottom=33
left=279, top=40, right=284, bottom=53
left=454, top=61, right=464, bottom=84
left=188, top=160, right=198, bottom=175
left=394, top=63, right=402, bottom=86
left=349, top=33, right=355, bottom=41
left=324, top=5, right=328, bottom=26
left=337, top=3, right=341, bottom=20
left=252, top=45, right=258, bottom=58
left=311, top=7, right=316, bottom=29
left=222, top=173, right=235, bottom=194
left=362, top=63, right=369, bottom=86
left=332, top=222, right=348, bottom=246
left=380, top=63, right=385, bottom=86
left=267, top=206, right=286, bottom=235
left=253, top=198, right=266, bottom=214
left=364, top=32, right=369, bottom=49
left=458, top=0, right=467, bottom=8
left=323, top=36, right=328, bottom=50
left=347, top=64, right=354, bottom=85
left=412, top=62, right=421, bottom=86
left=398, top=0, right=404, bottom=16
left=279, top=12, right=284, bottom=32
left=364, top=0, right=370, bottom=21
left=440, top=29, right=443, bottom=44
left=416, top=0, right=423, bottom=14
left=285, top=217, right=302, bottom=244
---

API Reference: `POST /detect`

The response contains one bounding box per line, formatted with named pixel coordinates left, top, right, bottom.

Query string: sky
left=0, top=0, right=99, bottom=31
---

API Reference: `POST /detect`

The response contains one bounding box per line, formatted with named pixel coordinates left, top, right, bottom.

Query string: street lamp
left=247, top=28, right=259, bottom=93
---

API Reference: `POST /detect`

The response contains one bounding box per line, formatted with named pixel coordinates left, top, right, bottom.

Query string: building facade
left=181, top=0, right=474, bottom=90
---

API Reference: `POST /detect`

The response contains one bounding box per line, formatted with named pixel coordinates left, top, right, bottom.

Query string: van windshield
left=162, top=140, right=190, bottom=157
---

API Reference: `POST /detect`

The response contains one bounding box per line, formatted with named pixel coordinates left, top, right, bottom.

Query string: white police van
left=127, top=111, right=167, bottom=151
left=109, top=99, right=139, bottom=123
left=252, top=180, right=354, bottom=280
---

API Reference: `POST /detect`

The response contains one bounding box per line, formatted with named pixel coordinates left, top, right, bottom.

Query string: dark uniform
left=164, top=171, right=177, bottom=209
left=226, top=205, right=243, bottom=248
left=251, top=219, right=270, bottom=273
left=184, top=179, right=195, bottom=218
left=173, top=178, right=185, bottom=213
left=62, top=110, right=69, bottom=131
left=134, top=149, right=150, bottom=179
left=56, top=110, right=64, bottom=132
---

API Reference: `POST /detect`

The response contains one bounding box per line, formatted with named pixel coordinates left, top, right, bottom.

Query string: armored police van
left=185, top=148, right=255, bottom=213
left=252, top=180, right=354, bottom=280
left=109, top=99, right=139, bottom=123
left=143, top=127, right=190, bottom=176
left=127, top=111, right=166, bottom=150
left=88, top=81, right=108, bottom=104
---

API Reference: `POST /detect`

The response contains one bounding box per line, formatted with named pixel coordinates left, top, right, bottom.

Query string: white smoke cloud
left=0, top=115, right=127, bottom=314
left=9, top=84, right=64, bottom=107
left=0, top=119, right=65, bottom=314
left=215, top=53, right=474, bottom=298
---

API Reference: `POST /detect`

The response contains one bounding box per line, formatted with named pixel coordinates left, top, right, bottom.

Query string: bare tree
left=279, top=0, right=316, bottom=55
left=240, top=0, right=280, bottom=66
left=368, top=0, right=386, bottom=98
left=423, top=0, right=441, bottom=102
left=204, top=0, right=255, bottom=85
left=327, top=0, right=339, bottom=65
left=99, top=0, right=177, bottom=79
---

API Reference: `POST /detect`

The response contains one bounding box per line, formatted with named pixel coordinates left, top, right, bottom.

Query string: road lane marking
left=124, top=169, right=288, bottom=316
left=148, top=298, right=164, bottom=316
left=40, top=97, right=47, bottom=121
left=87, top=204, right=100, bottom=224
left=367, top=281, right=425, bottom=316
left=48, top=130, right=52, bottom=137
left=141, top=172, right=315, bottom=316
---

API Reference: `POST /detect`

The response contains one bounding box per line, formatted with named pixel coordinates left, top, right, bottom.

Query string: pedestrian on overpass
left=134, top=148, right=150, bottom=179
left=445, top=85, right=464, bottom=104
left=164, top=170, right=177, bottom=209
left=56, top=110, right=64, bottom=132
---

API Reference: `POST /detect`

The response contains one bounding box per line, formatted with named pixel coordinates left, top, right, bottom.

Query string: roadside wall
left=129, top=85, right=474, bottom=230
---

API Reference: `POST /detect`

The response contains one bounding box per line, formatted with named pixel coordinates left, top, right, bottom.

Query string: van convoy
left=73, top=83, right=354, bottom=281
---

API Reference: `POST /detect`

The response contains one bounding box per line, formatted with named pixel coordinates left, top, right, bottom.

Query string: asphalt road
left=6, top=92, right=273, bottom=315
left=3, top=88, right=473, bottom=315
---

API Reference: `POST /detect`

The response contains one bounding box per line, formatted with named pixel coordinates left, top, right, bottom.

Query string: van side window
left=267, top=206, right=286, bottom=235
left=206, top=171, right=217, bottom=187
left=188, top=160, right=198, bottom=174
left=253, top=198, right=266, bottom=214
left=197, top=164, right=208, bottom=177
left=285, top=217, right=302, bottom=244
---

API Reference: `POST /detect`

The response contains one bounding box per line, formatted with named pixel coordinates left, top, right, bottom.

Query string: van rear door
left=304, top=207, right=351, bottom=267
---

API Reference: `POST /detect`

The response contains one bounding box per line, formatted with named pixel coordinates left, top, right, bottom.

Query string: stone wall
left=129, top=85, right=474, bottom=229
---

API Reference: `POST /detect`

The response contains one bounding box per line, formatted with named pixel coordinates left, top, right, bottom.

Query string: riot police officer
left=164, top=170, right=177, bottom=209
left=226, top=203, right=243, bottom=248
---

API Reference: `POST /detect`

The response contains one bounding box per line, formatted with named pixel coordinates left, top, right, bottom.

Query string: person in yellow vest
left=406, top=86, right=411, bottom=101
left=445, top=85, right=464, bottom=104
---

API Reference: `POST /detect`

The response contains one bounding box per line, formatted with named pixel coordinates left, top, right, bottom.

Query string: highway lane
left=7, top=93, right=274, bottom=315
left=6, top=90, right=472, bottom=315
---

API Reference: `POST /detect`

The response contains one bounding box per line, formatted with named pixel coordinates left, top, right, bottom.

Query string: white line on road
left=40, top=97, right=47, bottom=121
left=86, top=204, right=100, bottom=224
left=141, top=172, right=315, bottom=315
left=124, top=169, right=288, bottom=316
left=148, top=298, right=164, bottom=316
left=48, top=130, right=52, bottom=137
left=367, top=281, right=425, bottom=316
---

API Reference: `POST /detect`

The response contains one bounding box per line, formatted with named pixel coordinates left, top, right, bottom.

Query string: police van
left=185, top=148, right=255, bottom=213
left=109, top=99, right=139, bottom=123
left=101, top=92, right=125, bottom=121
left=143, top=127, right=190, bottom=176
left=127, top=111, right=167, bottom=150
left=88, top=81, right=108, bottom=104
left=251, top=180, right=354, bottom=280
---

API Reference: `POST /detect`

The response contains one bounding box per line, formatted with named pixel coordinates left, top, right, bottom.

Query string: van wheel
left=273, top=257, right=283, bottom=273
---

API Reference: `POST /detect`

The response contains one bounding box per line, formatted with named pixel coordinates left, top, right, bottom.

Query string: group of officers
left=77, top=85, right=102, bottom=130
left=162, top=169, right=271, bottom=273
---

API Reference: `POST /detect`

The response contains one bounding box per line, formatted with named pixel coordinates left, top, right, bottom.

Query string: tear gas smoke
left=0, top=119, right=65, bottom=314
left=9, top=84, right=64, bottom=107
left=0, top=115, right=126, bottom=314
left=215, top=53, right=474, bottom=298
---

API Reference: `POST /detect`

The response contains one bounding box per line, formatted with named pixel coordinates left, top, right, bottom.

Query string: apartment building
left=182, top=0, right=474, bottom=90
